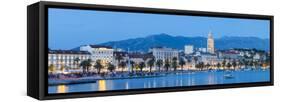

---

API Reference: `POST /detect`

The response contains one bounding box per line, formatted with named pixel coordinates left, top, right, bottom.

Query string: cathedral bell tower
left=207, top=31, right=215, bottom=54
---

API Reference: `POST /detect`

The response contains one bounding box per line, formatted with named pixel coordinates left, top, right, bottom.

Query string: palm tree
left=119, top=61, right=126, bottom=72
left=195, top=62, right=204, bottom=71
left=147, top=58, right=155, bottom=73
left=245, top=60, right=249, bottom=68
left=94, top=59, right=103, bottom=74
left=134, top=63, right=140, bottom=72
left=249, top=60, right=254, bottom=68
left=60, top=64, right=65, bottom=72
left=265, top=57, right=270, bottom=67
left=79, top=60, right=87, bottom=73
left=129, top=60, right=135, bottom=72
left=85, top=59, right=92, bottom=72
left=205, top=63, right=211, bottom=70
left=164, top=59, right=170, bottom=72
left=73, top=57, right=80, bottom=69
left=222, top=59, right=226, bottom=69
left=48, top=64, right=56, bottom=73
left=226, top=62, right=232, bottom=70
left=216, top=63, right=221, bottom=69
left=200, top=62, right=205, bottom=70
left=156, top=59, right=163, bottom=72
left=179, top=58, right=186, bottom=71
left=237, top=60, right=242, bottom=69
left=107, top=63, right=115, bottom=72
left=253, top=60, right=258, bottom=69
left=139, top=62, right=146, bottom=73
left=172, top=57, right=178, bottom=71
left=187, top=59, right=191, bottom=69
left=193, top=57, right=198, bottom=64
left=232, top=60, right=237, bottom=70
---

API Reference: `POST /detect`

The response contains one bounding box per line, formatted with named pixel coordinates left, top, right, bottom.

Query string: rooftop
left=49, top=50, right=91, bottom=54
left=89, top=45, right=113, bottom=49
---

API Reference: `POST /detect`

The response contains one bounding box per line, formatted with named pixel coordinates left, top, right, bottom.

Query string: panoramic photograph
left=48, top=8, right=270, bottom=94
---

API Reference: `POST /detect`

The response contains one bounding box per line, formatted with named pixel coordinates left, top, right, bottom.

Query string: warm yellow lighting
left=62, top=72, right=69, bottom=74
left=98, top=80, right=107, bottom=91
left=57, top=85, right=68, bottom=93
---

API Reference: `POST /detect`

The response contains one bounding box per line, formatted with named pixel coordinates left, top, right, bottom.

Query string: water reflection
left=207, top=72, right=215, bottom=84
left=49, top=69, right=270, bottom=94
left=98, top=80, right=107, bottom=91
left=57, top=85, right=68, bottom=93
left=125, top=82, right=129, bottom=89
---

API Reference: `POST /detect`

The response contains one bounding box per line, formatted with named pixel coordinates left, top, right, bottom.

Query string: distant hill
left=97, top=33, right=269, bottom=52
left=215, top=36, right=269, bottom=51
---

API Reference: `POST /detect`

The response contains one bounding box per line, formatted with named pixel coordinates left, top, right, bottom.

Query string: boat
left=224, top=71, right=235, bottom=79
left=224, top=74, right=234, bottom=79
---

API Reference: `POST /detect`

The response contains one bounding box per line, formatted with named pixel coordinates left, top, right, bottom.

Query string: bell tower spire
left=207, top=31, right=215, bottom=54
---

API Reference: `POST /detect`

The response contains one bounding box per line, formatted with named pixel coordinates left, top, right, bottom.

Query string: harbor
left=49, top=68, right=270, bottom=93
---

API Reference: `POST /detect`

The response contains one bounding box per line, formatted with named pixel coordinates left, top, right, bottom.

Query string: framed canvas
left=27, top=1, right=274, bottom=100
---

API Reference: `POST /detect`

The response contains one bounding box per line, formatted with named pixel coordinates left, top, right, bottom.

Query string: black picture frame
left=27, top=1, right=274, bottom=100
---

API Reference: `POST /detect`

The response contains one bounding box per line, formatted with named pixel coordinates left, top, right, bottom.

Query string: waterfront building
left=113, top=51, right=128, bottom=62
left=80, top=45, right=114, bottom=66
left=48, top=50, right=91, bottom=72
left=193, top=51, right=201, bottom=56
left=200, top=53, right=218, bottom=65
left=127, top=52, right=154, bottom=71
left=128, top=52, right=154, bottom=64
left=244, top=51, right=252, bottom=57
left=239, top=51, right=245, bottom=57
left=253, top=53, right=261, bottom=61
left=184, top=45, right=194, bottom=55
left=113, top=51, right=129, bottom=71
left=219, top=50, right=240, bottom=59
left=207, top=31, right=215, bottom=54
left=150, top=47, right=179, bottom=62
left=198, top=48, right=207, bottom=53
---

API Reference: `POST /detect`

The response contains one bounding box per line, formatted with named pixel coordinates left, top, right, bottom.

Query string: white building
left=128, top=53, right=154, bottom=64
left=80, top=45, right=114, bottom=66
left=198, top=47, right=207, bottom=53
left=253, top=53, right=261, bottom=60
left=48, top=50, right=91, bottom=72
left=150, top=47, right=179, bottom=62
left=184, top=45, right=194, bottom=55
left=220, top=50, right=240, bottom=59
left=207, top=31, right=215, bottom=54
left=200, top=53, right=218, bottom=65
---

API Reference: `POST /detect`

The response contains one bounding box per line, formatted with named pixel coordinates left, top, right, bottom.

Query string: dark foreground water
left=49, top=69, right=270, bottom=94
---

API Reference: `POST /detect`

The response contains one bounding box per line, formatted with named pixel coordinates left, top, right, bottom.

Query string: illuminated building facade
left=80, top=45, right=114, bottom=66
left=207, top=31, right=215, bottom=54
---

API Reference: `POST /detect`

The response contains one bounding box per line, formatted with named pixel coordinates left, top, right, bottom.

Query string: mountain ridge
left=96, top=33, right=269, bottom=52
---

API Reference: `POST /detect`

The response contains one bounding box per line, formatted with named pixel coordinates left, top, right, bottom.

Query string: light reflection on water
left=98, top=80, right=106, bottom=91
left=57, top=85, right=68, bottom=93
left=49, top=69, right=270, bottom=94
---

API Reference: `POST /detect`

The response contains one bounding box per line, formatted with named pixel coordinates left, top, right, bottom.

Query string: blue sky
left=48, top=8, right=270, bottom=50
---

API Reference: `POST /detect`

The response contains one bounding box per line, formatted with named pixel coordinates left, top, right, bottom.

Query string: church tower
left=207, top=31, right=215, bottom=54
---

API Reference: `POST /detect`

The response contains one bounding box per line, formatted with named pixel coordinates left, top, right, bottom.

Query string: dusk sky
left=48, top=8, right=270, bottom=50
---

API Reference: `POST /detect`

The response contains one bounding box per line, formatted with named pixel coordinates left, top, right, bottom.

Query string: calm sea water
left=48, top=69, right=270, bottom=94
